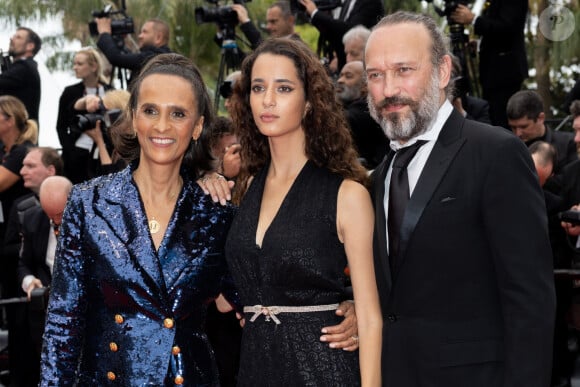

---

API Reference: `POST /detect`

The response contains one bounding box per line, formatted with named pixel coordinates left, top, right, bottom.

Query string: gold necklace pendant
left=149, top=218, right=161, bottom=234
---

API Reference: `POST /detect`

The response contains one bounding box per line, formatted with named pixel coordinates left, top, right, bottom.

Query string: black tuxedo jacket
left=17, top=205, right=52, bottom=289
left=552, top=160, right=580, bottom=268
left=0, top=57, right=41, bottom=121
left=344, top=97, right=388, bottom=169
left=371, top=110, right=555, bottom=386
left=475, top=0, right=528, bottom=91
left=96, top=34, right=171, bottom=82
left=311, top=0, right=384, bottom=70
left=463, top=95, right=491, bottom=124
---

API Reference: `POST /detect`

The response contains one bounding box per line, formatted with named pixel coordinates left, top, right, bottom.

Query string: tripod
left=215, top=24, right=242, bottom=111
left=448, top=22, right=480, bottom=98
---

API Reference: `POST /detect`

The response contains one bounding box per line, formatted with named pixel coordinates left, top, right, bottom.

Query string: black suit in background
left=14, top=204, right=52, bottom=387
left=343, top=97, right=388, bottom=169
left=553, top=160, right=580, bottom=267
left=311, top=0, right=384, bottom=71
left=1, top=201, right=49, bottom=387
left=462, top=94, right=491, bottom=124
left=529, top=126, right=577, bottom=194
left=537, top=127, right=577, bottom=174
left=549, top=160, right=580, bottom=385
left=96, top=34, right=171, bottom=84
left=474, top=0, right=528, bottom=129
left=372, top=108, right=555, bottom=386
left=0, top=57, right=41, bottom=122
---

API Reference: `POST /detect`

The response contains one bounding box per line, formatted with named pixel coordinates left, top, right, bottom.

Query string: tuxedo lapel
left=397, top=111, right=466, bottom=266
left=372, top=151, right=395, bottom=287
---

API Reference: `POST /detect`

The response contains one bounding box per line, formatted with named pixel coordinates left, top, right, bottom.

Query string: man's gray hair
left=372, top=11, right=450, bottom=70
left=343, top=25, right=371, bottom=45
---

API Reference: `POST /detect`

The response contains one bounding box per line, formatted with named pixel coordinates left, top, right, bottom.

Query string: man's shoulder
left=142, top=45, right=171, bottom=55
left=61, top=82, right=85, bottom=96
left=549, top=127, right=574, bottom=143
left=445, top=108, right=513, bottom=142
left=562, top=159, right=580, bottom=176
left=16, top=194, right=40, bottom=212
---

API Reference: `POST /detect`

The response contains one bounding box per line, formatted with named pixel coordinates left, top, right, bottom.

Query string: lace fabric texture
left=226, top=160, right=360, bottom=386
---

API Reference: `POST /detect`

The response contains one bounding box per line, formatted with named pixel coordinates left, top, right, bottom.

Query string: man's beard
left=368, top=71, right=441, bottom=142
left=8, top=46, right=21, bottom=57
left=337, top=83, right=362, bottom=103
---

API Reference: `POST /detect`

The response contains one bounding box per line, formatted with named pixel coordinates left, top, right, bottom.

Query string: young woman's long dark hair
left=230, top=38, right=368, bottom=203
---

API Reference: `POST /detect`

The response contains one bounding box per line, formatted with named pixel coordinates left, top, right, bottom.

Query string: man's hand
left=197, top=172, right=234, bottom=205
left=299, top=0, right=318, bottom=16
left=85, top=121, right=105, bottom=143
left=320, top=301, right=359, bottom=351
left=84, top=95, right=102, bottom=113
left=26, top=279, right=44, bottom=301
left=96, top=17, right=113, bottom=35
left=215, top=293, right=234, bottom=313
left=231, top=4, right=251, bottom=24
left=222, top=143, right=241, bottom=179
left=450, top=4, right=475, bottom=25
left=562, top=205, right=580, bottom=236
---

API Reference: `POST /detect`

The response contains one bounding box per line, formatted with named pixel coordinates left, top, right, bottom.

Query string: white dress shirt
left=383, top=100, right=454, bottom=249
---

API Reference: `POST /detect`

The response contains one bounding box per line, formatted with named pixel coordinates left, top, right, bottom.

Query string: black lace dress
left=225, top=160, right=360, bottom=386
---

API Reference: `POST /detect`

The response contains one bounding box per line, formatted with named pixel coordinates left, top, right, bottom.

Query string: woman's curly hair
left=230, top=38, right=368, bottom=203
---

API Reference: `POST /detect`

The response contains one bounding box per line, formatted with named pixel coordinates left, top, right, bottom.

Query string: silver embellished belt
left=243, top=303, right=339, bottom=325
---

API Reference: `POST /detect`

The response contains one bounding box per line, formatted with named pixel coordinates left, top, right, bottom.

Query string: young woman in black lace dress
left=225, top=38, right=382, bottom=386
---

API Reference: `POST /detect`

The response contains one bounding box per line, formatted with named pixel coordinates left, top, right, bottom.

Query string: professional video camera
left=195, top=0, right=250, bottom=29
left=290, top=0, right=341, bottom=15
left=0, top=49, right=11, bottom=73
left=88, top=4, right=135, bottom=37
left=71, top=108, right=122, bottom=143
left=425, top=0, right=480, bottom=96
left=425, top=0, right=470, bottom=19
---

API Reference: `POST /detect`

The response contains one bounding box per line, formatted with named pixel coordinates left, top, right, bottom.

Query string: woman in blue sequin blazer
left=40, top=53, right=236, bottom=386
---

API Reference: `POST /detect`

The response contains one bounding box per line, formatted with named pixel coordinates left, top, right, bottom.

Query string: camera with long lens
left=195, top=0, right=250, bottom=29
left=71, top=108, right=123, bottom=141
left=423, top=0, right=470, bottom=20
left=290, top=0, right=341, bottom=14
left=88, top=4, right=135, bottom=37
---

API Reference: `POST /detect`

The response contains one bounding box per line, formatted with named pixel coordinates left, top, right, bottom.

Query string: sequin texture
left=40, top=163, right=237, bottom=386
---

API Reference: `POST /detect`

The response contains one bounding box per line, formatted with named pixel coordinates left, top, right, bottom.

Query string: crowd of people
left=0, top=1, right=579, bottom=386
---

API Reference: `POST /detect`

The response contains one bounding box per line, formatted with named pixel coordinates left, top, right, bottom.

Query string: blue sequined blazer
left=40, top=163, right=236, bottom=386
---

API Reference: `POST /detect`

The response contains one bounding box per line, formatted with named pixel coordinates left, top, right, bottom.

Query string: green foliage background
left=0, top=0, right=578, bottom=117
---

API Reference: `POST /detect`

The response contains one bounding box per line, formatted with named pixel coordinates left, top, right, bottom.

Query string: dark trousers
left=483, top=82, right=522, bottom=130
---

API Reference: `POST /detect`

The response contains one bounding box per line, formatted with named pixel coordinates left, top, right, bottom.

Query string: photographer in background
left=72, top=89, right=129, bottom=178
left=450, top=0, right=528, bottom=129
left=95, top=17, right=171, bottom=84
left=57, top=47, right=113, bottom=184
left=299, top=0, right=383, bottom=74
left=0, top=27, right=41, bottom=123
left=214, top=3, right=262, bottom=51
